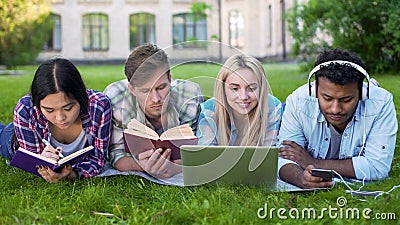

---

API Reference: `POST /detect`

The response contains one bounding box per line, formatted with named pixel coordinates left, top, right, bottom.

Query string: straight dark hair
left=31, top=58, right=89, bottom=114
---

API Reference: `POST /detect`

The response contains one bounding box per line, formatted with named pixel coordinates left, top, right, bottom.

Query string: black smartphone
left=311, top=168, right=333, bottom=182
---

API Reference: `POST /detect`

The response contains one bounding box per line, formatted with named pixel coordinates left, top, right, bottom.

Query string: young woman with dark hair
left=0, top=58, right=112, bottom=183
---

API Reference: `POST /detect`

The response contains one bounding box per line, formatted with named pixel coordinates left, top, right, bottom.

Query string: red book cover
left=123, top=119, right=198, bottom=160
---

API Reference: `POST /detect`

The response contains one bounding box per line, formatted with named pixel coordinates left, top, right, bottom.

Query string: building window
left=44, top=14, right=62, bottom=51
left=228, top=10, right=244, bottom=48
left=82, top=13, right=109, bottom=51
left=130, top=13, right=156, bottom=49
left=172, top=13, right=207, bottom=48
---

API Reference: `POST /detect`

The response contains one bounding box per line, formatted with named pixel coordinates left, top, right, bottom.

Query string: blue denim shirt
left=277, top=83, right=398, bottom=180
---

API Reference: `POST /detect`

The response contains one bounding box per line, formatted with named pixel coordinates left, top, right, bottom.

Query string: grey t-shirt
left=326, top=125, right=342, bottom=159
left=50, top=130, right=87, bottom=156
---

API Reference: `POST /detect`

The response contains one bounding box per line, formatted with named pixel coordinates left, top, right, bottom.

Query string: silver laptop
left=180, top=145, right=278, bottom=188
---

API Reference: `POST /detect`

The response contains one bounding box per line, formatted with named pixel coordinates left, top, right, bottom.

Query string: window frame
left=43, top=13, right=62, bottom=51
left=172, top=12, right=207, bottom=48
left=228, top=10, right=244, bottom=48
left=82, top=13, right=109, bottom=51
left=129, top=13, right=156, bottom=49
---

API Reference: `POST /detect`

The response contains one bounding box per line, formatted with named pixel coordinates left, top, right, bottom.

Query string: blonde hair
left=214, top=54, right=269, bottom=146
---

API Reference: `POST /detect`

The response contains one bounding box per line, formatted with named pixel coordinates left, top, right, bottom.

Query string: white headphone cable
left=355, top=102, right=368, bottom=190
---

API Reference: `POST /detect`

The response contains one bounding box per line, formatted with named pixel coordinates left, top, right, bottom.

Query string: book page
left=58, top=146, right=94, bottom=164
left=17, top=148, right=57, bottom=164
left=160, top=123, right=197, bottom=140
left=124, top=128, right=160, bottom=140
left=126, top=119, right=159, bottom=139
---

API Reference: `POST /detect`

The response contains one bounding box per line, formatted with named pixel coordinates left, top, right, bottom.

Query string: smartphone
left=311, top=168, right=333, bottom=182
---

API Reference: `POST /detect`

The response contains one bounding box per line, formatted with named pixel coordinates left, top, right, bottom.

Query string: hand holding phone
left=311, top=168, right=333, bottom=182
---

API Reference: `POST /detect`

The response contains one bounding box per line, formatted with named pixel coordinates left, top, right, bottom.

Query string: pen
left=42, top=138, right=64, bottom=158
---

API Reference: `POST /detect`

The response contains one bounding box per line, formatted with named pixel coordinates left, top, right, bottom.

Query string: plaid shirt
left=104, top=79, right=204, bottom=167
left=13, top=90, right=112, bottom=178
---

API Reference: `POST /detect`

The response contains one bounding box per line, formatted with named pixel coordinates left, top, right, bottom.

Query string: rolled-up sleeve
left=276, top=92, right=307, bottom=174
left=74, top=93, right=112, bottom=178
left=103, top=82, right=133, bottom=167
left=13, top=96, right=44, bottom=154
left=264, top=95, right=282, bottom=147
left=352, top=94, right=397, bottom=180
left=196, top=100, right=218, bottom=146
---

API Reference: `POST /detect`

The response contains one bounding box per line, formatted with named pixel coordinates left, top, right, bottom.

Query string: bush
left=287, top=0, right=400, bottom=73
left=0, top=0, right=52, bottom=68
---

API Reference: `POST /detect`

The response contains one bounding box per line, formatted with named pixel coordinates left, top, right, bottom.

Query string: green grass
left=0, top=63, right=399, bottom=224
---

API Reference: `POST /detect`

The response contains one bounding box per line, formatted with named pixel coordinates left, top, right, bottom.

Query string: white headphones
left=308, top=60, right=370, bottom=101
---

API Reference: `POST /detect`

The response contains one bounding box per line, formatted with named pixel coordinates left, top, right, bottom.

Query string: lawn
left=0, top=63, right=399, bottom=224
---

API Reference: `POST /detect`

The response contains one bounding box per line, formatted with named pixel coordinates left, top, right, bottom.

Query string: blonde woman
left=197, top=54, right=282, bottom=146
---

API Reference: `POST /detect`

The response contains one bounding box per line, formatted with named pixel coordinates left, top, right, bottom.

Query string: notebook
left=180, top=145, right=278, bottom=188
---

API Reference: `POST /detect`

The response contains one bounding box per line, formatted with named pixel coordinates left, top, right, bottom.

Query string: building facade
left=39, top=0, right=305, bottom=63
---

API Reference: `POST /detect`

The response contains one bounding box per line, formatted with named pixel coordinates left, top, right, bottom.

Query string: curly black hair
left=313, top=48, right=367, bottom=97
left=314, top=48, right=366, bottom=98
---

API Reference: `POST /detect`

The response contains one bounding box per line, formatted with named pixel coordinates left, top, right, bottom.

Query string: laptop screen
left=180, top=145, right=278, bottom=187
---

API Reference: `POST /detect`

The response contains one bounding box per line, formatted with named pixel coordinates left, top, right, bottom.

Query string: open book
left=123, top=119, right=198, bottom=160
left=10, top=146, right=94, bottom=177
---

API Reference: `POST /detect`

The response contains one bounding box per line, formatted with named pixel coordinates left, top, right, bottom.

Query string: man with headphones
left=277, top=49, right=398, bottom=188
